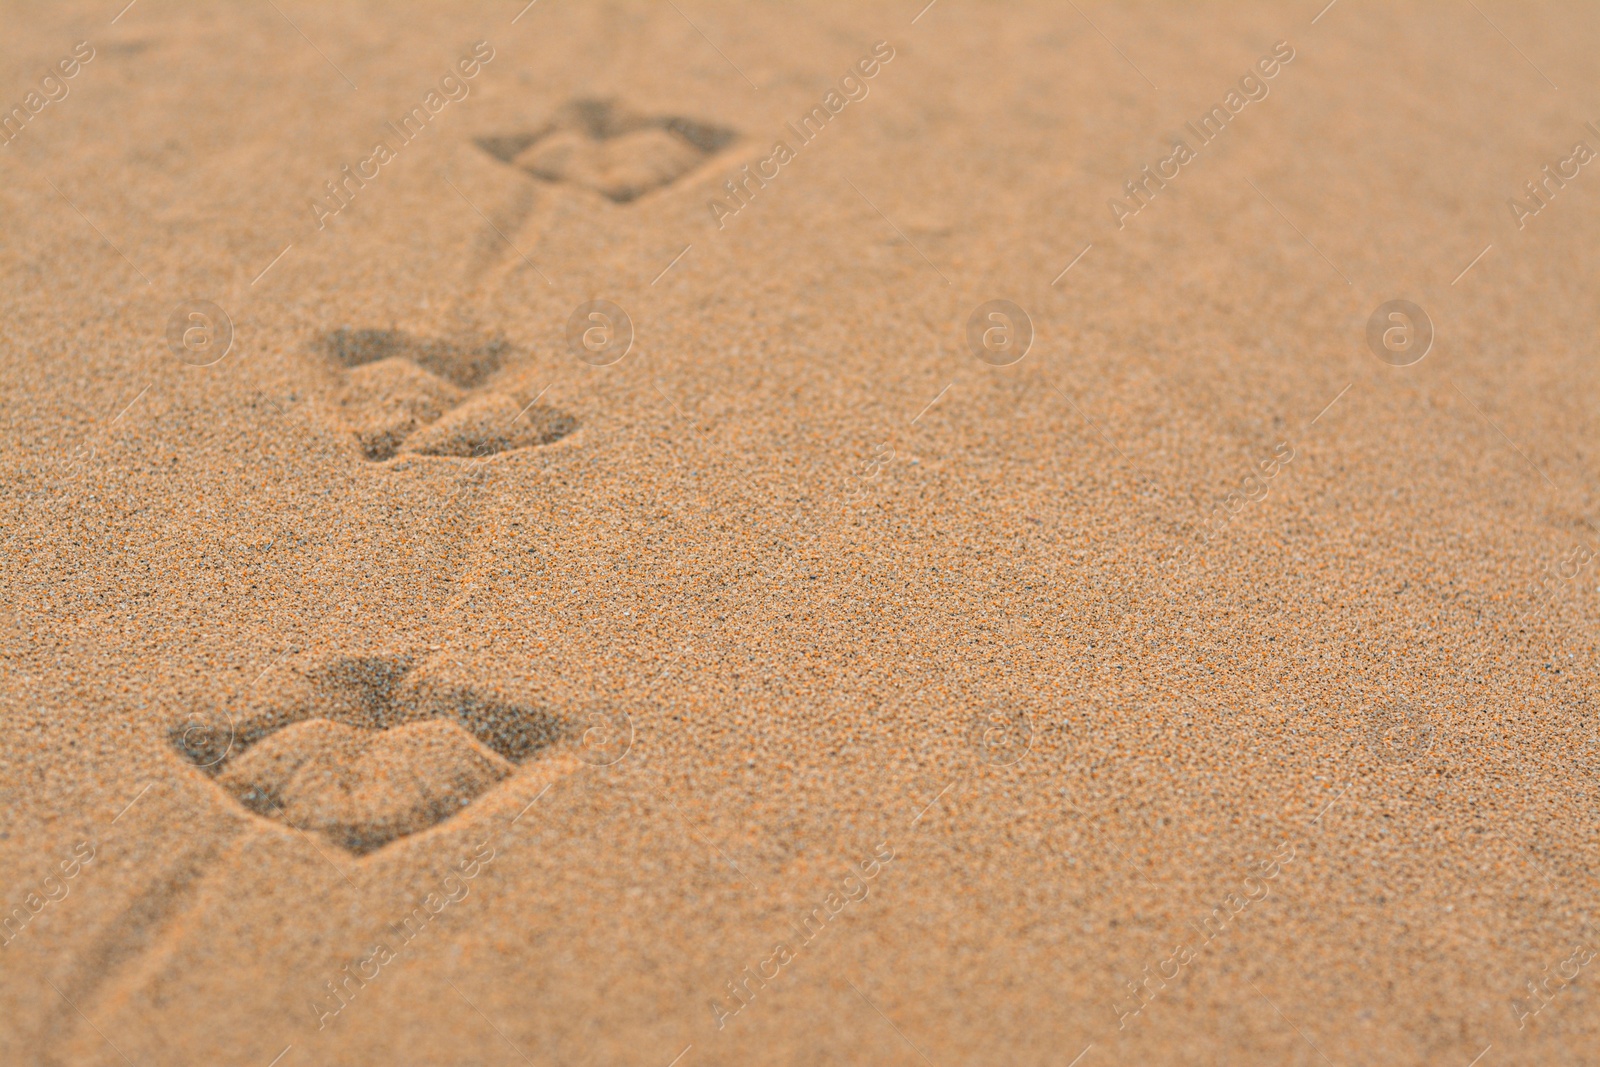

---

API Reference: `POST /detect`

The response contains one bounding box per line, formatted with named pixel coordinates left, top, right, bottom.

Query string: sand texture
left=2, top=1, right=1598, bottom=1064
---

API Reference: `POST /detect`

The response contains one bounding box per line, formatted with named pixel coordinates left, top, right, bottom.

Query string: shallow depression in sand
left=320, top=328, right=578, bottom=462
left=475, top=97, right=737, bottom=202
left=172, top=656, right=567, bottom=854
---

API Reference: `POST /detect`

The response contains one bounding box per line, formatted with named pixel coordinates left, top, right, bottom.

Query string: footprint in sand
left=179, top=104, right=706, bottom=848
left=171, top=655, right=571, bottom=854
left=321, top=328, right=577, bottom=462
left=475, top=97, right=737, bottom=203
left=456, top=98, right=738, bottom=301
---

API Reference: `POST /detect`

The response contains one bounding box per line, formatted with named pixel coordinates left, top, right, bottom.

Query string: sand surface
left=2, top=1, right=1598, bottom=1064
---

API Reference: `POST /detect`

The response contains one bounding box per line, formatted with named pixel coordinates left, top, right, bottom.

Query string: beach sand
left=1, top=1, right=1597, bottom=1064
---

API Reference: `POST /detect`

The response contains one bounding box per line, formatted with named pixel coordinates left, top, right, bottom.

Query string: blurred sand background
left=1, top=1, right=1598, bottom=1064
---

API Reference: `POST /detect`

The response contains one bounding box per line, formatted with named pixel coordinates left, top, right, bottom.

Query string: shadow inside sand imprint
left=476, top=97, right=737, bottom=203
left=320, top=327, right=578, bottom=462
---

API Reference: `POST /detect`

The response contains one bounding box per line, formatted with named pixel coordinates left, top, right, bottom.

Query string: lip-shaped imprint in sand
left=476, top=98, right=737, bottom=203
left=321, top=328, right=577, bottom=462
left=171, top=656, right=568, bottom=854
